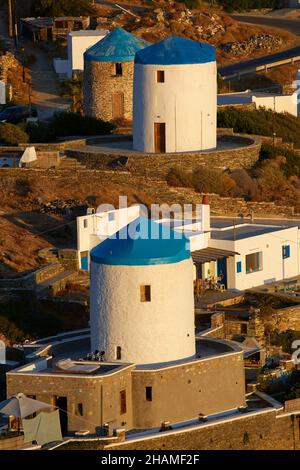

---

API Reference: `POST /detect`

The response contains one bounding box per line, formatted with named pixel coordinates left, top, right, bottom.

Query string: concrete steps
left=35, top=270, right=78, bottom=299
left=59, top=156, right=87, bottom=170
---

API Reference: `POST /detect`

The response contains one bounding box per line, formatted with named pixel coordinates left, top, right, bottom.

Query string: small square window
left=140, top=285, right=151, bottom=302
left=83, top=219, right=88, bottom=228
left=146, top=386, right=152, bottom=401
left=120, top=390, right=126, bottom=415
left=76, top=403, right=83, bottom=416
left=115, top=63, right=122, bottom=76
left=116, top=346, right=122, bottom=360
left=108, top=212, right=115, bottom=222
left=157, top=70, right=165, bottom=83
left=236, top=261, right=242, bottom=273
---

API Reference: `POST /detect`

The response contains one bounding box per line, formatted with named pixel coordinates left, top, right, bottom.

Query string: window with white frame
left=246, top=252, right=263, bottom=274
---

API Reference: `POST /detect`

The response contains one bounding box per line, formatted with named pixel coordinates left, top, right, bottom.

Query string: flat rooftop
left=210, top=217, right=300, bottom=229
left=69, top=29, right=108, bottom=36
left=14, top=336, right=242, bottom=377
left=211, top=224, right=289, bottom=241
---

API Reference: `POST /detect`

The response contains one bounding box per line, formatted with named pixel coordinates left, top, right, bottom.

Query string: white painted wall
left=77, top=206, right=141, bottom=265
left=0, top=81, right=6, bottom=105
left=90, top=258, right=196, bottom=364
left=254, top=94, right=297, bottom=117
left=67, top=30, right=108, bottom=77
left=209, top=226, right=300, bottom=290
left=133, top=61, right=217, bottom=153
left=218, top=91, right=298, bottom=117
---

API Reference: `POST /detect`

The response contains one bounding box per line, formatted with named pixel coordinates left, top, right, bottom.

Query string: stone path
left=24, top=41, right=71, bottom=121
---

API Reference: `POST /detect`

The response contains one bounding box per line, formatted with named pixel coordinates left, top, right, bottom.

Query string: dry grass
left=0, top=171, right=153, bottom=278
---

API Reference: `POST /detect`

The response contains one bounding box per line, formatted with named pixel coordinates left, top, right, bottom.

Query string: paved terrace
left=73, top=134, right=254, bottom=156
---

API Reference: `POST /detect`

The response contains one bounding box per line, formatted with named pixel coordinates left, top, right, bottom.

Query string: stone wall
left=66, top=135, right=261, bottom=175
left=6, top=365, right=135, bottom=434
left=0, top=435, right=24, bottom=450
left=0, top=167, right=295, bottom=218
left=249, top=304, right=300, bottom=336
left=84, top=60, right=133, bottom=122
left=131, top=350, right=246, bottom=429
left=105, top=408, right=300, bottom=450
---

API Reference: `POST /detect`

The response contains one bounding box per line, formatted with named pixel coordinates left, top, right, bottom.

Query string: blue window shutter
left=283, top=245, right=290, bottom=259
left=237, top=261, right=242, bottom=273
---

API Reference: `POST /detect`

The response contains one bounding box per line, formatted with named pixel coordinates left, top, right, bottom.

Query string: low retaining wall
left=0, top=263, right=63, bottom=289
left=66, top=134, right=260, bottom=176
left=0, top=435, right=24, bottom=450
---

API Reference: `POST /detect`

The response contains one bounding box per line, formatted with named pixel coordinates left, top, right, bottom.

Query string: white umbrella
left=0, top=393, right=52, bottom=419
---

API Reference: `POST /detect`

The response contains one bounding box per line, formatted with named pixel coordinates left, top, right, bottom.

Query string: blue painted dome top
left=84, top=27, right=150, bottom=63
left=90, top=217, right=190, bottom=266
left=135, top=35, right=216, bottom=65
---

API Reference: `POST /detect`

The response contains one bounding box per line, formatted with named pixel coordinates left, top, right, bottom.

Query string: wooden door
left=112, top=92, right=124, bottom=120
left=154, top=123, right=166, bottom=153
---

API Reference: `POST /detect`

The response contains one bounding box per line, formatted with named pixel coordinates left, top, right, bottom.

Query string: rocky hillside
left=95, top=1, right=298, bottom=64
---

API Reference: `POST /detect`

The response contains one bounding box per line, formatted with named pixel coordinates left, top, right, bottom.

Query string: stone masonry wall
left=66, top=135, right=261, bottom=176
left=105, top=409, right=300, bottom=450
left=84, top=60, right=133, bottom=122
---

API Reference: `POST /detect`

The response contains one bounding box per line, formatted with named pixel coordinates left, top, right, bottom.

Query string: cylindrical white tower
left=133, top=36, right=217, bottom=153
left=90, top=217, right=196, bottom=364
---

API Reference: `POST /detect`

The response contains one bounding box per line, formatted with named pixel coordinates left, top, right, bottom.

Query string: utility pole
left=8, top=0, right=13, bottom=38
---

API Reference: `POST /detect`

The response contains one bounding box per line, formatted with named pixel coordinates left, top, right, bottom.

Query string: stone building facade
left=83, top=28, right=149, bottom=123
left=84, top=60, right=134, bottom=122
left=6, top=339, right=245, bottom=434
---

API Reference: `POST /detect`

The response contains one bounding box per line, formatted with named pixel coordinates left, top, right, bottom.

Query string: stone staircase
left=35, top=270, right=78, bottom=299
left=59, top=155, right=87, bottom=170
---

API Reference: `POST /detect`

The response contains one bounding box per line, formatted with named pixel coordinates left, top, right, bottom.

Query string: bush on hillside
left=166, top=167, right=194, bottom=188
left=26, top=122, right=56, bottom=143
left=217, top=107, right=300, bottom=148
left=26, top=112, right=115, bottom=143
left=51, top=111, right=115, bottom=137
left=230, top=168, right=258, bottom=199
left=33, top=0, right=95, bottom=16
left=259, top=143, right=300, bottom=178
left=193, top=167, right=236, bottom=196
left=167, top=166, right=236, bottom=197
left=0, top=123, right=29, bottom=145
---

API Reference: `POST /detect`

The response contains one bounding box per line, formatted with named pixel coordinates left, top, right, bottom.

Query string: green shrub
left=26, top=122, right=56, bottom=143
left=51, top=111, right=115, bottom=137
left=217, top=107, right=300, bottom=148
left=26, top=112, right=115, bottom=142
left=270, top=330, right=300, bottom=354
left=0, top=123, right=29, bottom=145
left=167, top=166, right=236, bottom=197
left=193, top=167, right=236, bottom=196
left=259, top=143, right=300, bottom=178
left=166, top=167, right=194, bottom=188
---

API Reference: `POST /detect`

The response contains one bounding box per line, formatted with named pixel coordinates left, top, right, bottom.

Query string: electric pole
left=8, top=0, right=13, bottom=38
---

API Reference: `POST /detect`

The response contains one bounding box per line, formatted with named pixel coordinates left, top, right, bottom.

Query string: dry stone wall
left=84, top=61, right=133, bottom=122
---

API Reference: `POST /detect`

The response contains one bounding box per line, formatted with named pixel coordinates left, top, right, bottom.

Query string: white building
left=218, top=90, right=298, bottom=117
left=289, top=0, right=300, bottom=8
left=53, top=29, right=108, bottom=78
left=0, top=81, right=6, bottom=105
left=90, top=216, right=196, bottom=364
left=77, top=201, right=300, bottom=292
left=133, top=36, right=217, bottom=153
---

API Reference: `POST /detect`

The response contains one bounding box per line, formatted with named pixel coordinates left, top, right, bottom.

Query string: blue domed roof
left=135, top=35, right=216, bottom=66
left=90, top=217, right=190, bottom=266
left=84, top=27, right=150, bottom=63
